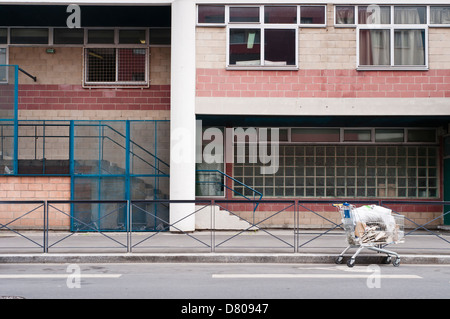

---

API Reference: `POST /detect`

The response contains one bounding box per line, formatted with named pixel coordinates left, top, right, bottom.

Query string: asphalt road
left=0, top=263, right=449, bottom=301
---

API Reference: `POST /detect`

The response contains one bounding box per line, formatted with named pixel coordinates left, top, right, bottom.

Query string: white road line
left=0, top=274, right=122, bottom=279
left=212, top=274, right=422, bottom=279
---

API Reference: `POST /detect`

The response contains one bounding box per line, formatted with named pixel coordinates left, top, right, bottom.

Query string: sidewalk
left=1, top=229, right=450, bottom=264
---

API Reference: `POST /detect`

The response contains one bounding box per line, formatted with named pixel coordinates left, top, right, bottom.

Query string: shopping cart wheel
left=393, top=258, right=400, bottom=267
left=335, top=256, right=344, bottom=264
left=347, top=259, right=355, bottom=268
left=384, top=256, right=392, bottom=264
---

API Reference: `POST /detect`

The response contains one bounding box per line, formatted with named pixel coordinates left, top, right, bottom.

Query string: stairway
left=195, top=205, right=252, bottom=230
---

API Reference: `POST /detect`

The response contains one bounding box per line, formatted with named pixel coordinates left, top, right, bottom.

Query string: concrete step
left=195, top=205, right=252, bottom=230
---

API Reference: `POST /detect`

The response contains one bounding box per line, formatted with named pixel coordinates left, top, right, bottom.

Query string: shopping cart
left=333, top=203, right=404, bottom=267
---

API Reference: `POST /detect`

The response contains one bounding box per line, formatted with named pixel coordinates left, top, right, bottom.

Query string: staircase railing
left=196, top=169, right=263, bottom=214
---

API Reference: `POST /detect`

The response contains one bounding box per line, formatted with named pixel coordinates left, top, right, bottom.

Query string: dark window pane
left=335, top=6, right=355, bottom=24
left=54, top=28, right=84, bottom=44
left=198, top=5, right=225, bottom=24
left=229, top=29, right=260, bottom=66
left=264, top=29, right=296, bottom=66
left=119, top=30, right=146, bottom=44
left=11, top=28, right=48, bottom=44
left=118, top=48, right=146, bottom=82
left=300, top=6, right=325, bottom=24
left=86, top=48, right=116, bottom=82
left=230, top=7, right=260, bottom=23
left=291, top=129, right=340, bottom=142
left=265, top=6, right=297, bottom=24
left=359, top=29, right=390, bottom=66
left=0, top=29, right=6, bottom=44
left=88, top=30, right=114, bottom=44
left=149, top=28, right=170, bottom=45
left=407, top=130, right=436, bottom=143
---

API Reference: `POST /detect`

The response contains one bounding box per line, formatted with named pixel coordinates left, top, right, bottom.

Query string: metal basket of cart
left=333, top=203, right=404, bottom=267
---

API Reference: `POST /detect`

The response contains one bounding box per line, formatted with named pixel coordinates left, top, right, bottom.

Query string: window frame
left=429, top=5, right=450, bottom=27
left=232, top=126, right=439, bottom=199
left=83, top=28, right=150, bottom=88
left=198, top=4, right=326, bottom=70
left=197, top=4, right=327, bottom=28
left=353, top=5, right=429, bottom=71
left=0, top=46, right=9, bottom=84
left=227, top=24, right=298, bottom=70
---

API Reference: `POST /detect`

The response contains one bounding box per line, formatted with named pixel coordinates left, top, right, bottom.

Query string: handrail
left=77, top=121, right=170, bottom=173
left=18, top=67, right=37, bottom=82
left=0, top=120, right=170, bottom=176
left=196, top=169, right=263, bottom=215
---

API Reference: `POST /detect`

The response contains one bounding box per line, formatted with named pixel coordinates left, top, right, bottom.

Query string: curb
left=1, top=253, right=450, bottom=265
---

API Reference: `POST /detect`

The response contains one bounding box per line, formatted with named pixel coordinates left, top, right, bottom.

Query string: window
left=291, top=129, right=340, bottom=143
left=375, top=129, right=404, bottom=142
left=149, top=28, right=171, bottom=45
left=0, top=29, right=6, bottom=44
left=119, top=30, right=146, bottom=44
left=300, top=6, right=326, bottom=25
left=198, top=5, right=225, bottom=24
left=335, top=6, right=355, bottom=25
left=229, top=27, right=296, bottom=68
left=227, top=6, right=298, bottom=69
left=0, top=48, right=7, bottom=82
left=394, top=6, right=426, bottom=24
left=10, top=28, right=48, bottom=44
left=343, top=129, right=372, bottom=142
left=198, top=5, right=325, bottom=69
left=265, top=6, right=297, bottom=24
left=88, top=29, right=115, bottom=44
left=234, top=145, right=439, bottom=199
left=84, top=29, right=149, bottom=87
left=358, top=6, right=390, bottom=24
left=230, top=7, right=260, bottom=23
left=430, top=6, right=450, bottom=25
left=85, top=48, right=147, bottom=85
left=356, top=5, right=427, bottom=69
left=198, top=4, right=326, bottom=27
left=53, top=28, right=84, bottom=45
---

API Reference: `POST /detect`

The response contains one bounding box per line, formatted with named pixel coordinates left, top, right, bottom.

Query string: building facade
left=0, top=0, right=449, bottom=232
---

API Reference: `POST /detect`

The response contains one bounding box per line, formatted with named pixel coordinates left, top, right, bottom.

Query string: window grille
left=84, top=48, right=148, bottom=86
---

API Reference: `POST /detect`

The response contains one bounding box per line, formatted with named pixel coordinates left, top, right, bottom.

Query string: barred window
left=84, top=48, right=148, bottom=86
left=84, top=29, right=149, bottom=87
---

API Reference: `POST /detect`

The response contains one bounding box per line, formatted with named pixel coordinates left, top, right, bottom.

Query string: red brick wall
left=196, top=68, right=450, bottom=98
left=18, top=84, right=171, bottom=111
left=0, top=176, right=71, bottom=230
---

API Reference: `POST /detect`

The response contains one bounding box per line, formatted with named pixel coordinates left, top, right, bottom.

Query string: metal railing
left=0, top=199, right=449, bottom=254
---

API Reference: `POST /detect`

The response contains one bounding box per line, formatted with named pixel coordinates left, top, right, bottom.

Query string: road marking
left=0, top=274, right=122, bottom=279
left=212, top=274, right=422, bottom=279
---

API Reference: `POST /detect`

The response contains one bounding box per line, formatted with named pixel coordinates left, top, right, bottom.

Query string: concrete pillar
left=169, top=0, right=196, bottom=232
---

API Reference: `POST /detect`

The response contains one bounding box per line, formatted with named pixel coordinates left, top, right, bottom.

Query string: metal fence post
left=127, top=200, right=132, bottom=253
left=295, top=200, right=298, bottom=253
left=44, top=200, right=48, bottom=253
left=211, top=199, right=215, bottom=253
